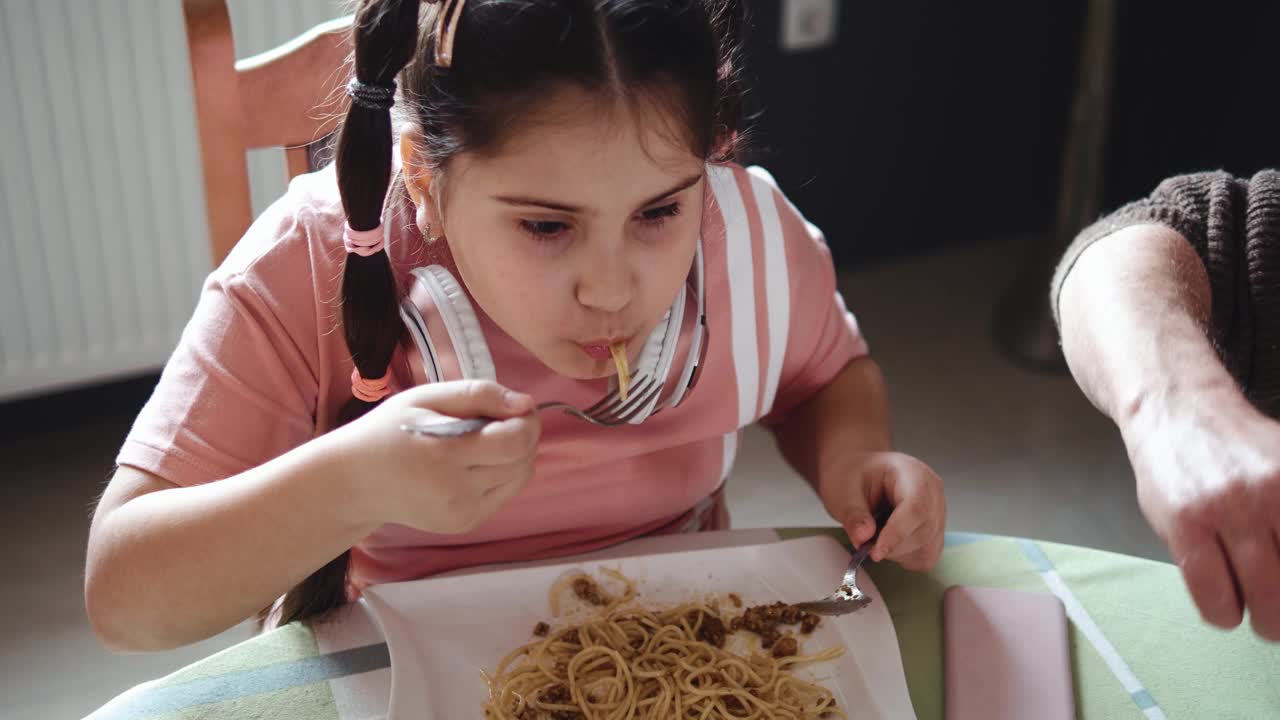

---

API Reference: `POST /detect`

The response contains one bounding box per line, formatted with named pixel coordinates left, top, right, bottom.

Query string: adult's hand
left=1122, top=387, right=1280, bottom=640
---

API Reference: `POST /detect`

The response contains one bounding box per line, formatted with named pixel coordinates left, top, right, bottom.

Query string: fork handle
left=399, top=416, right=495, bottom=438
left=849, top=508, right=893, bottom=563
left=849, top=539, right=876, bottom=566
left=400, top=402, right=580, bottom=438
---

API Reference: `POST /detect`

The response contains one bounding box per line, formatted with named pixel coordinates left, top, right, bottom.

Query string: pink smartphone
left=943, top=585, right=1076, bottom=720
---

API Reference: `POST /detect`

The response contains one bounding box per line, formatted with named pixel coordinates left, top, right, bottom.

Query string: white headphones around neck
left=398, top=240, right=708, bottom=424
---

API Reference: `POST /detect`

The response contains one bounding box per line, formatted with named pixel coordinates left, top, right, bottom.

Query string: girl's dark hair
left=271, top=0, right=748, bottom=628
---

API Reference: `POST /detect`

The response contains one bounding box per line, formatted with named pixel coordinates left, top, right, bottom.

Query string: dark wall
left=1104, top=2, right=1280, bottom=211
left=739, top=1, right=1279, bottom=267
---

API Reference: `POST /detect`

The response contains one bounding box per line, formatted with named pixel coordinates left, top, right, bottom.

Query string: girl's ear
left=711, top=128, right=739, bottom=163
left=399, top=125, right=444, bottom=235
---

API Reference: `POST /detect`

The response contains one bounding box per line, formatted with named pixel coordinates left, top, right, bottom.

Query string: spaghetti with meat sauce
left=482, top=570, right=846, bottom=719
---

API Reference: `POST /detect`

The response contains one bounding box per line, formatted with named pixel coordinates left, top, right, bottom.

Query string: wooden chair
left=182, top=1, right=353, bottom=265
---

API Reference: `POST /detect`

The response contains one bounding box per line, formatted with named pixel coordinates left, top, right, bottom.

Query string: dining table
left=86, top=526, right=1279, bottom=720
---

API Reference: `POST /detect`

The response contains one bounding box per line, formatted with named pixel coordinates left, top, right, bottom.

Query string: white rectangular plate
left=363, top=535, right=917, bottom=719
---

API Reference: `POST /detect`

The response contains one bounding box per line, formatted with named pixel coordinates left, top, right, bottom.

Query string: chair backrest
left=182, top=1, right=353, bottom=265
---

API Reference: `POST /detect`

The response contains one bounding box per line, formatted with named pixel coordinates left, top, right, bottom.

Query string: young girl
left=85, top=0, right=946, bottom=651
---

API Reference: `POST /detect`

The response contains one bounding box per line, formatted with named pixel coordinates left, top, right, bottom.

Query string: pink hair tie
left=350, top=367, right=392, bottom=402
left=343, top=223, right=385, bottom=257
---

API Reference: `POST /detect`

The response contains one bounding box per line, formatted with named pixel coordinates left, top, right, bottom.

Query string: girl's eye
left=639, top=202, right=680, bottom=224
left=519, top=219, right=569, bottom=239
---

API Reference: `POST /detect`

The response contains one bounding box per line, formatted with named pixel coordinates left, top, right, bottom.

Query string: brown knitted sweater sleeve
left=1050, top=170, right=1280, bottom=417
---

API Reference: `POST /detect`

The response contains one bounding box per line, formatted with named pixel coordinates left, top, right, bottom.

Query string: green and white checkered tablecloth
left=87, top=529, right=1280, bottom=720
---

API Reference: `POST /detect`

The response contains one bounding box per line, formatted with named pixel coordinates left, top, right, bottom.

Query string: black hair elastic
left=346, top=77, right=397, bottom=111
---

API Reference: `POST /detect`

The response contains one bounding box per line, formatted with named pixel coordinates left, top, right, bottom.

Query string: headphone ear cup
left=403, top=266, right=496, bottom=383
left=628, top=235, right=707, bottom=419
left=664, top=281, right=703, bottom=409
left=400, top=297, right=439, bottom=386
left=661, top=236, right=707, bottom=412
left=617, top=301, right=674, bottom=424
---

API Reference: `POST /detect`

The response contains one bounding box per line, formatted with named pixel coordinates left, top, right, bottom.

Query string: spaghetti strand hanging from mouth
left=610, top=343, right=631, bottom=402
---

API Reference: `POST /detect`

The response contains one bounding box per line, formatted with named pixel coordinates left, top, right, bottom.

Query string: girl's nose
left=574, top=243, right=634, bottom=315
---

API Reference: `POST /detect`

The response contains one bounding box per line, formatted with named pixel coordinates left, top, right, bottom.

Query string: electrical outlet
left=780, top=0, right=838, bottom=52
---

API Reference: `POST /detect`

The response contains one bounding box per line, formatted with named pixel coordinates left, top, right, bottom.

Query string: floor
left=0, top=238, right=1166, bottom=719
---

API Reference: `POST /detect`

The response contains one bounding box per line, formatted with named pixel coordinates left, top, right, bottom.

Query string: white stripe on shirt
left=721, top=430, right=739, bottom=483
left=707, top=164, right=759, bottom=428
left=747, top=166, right=790, bottom=418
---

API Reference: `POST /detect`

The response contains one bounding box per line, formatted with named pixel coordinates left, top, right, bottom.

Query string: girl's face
left=404, top=86, right=706, bottom=380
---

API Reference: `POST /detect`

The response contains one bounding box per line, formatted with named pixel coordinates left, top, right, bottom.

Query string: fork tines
left=579, top=375, right=659, bottom=426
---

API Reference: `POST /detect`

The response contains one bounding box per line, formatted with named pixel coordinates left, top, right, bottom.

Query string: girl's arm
left=87, top=436, right=375, bottom=651
left=86, top=381, right=540, bottom=652
left=772, top=356, right=946, bottom=571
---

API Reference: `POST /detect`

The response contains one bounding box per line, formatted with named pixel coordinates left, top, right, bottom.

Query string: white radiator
left=0, top=0, right=346, bottom=401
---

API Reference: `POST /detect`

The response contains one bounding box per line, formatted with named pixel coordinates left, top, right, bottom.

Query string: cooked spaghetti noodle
left=610, top=343, right=631, bottom=402
left=549, top=568, right=638, bottom=618
left=483, top=572, right=846, bottom=719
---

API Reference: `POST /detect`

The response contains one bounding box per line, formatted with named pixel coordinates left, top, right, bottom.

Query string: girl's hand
left=820, top=451, right=946, bottom=571
left=330, top=380, right=542, bottom=534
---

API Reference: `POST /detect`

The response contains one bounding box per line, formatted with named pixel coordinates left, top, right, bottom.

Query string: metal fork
left=792, top=511, right=891, bottom=617
left=399, top=375, right=658, bottom=438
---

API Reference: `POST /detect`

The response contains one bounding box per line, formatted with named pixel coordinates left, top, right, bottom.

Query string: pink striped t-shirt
left=116, top=162, right=868, bottom=589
